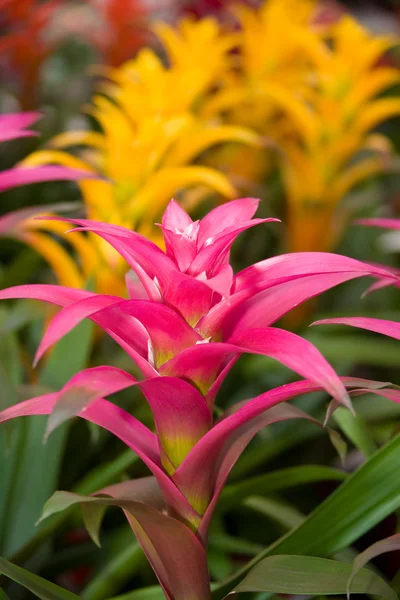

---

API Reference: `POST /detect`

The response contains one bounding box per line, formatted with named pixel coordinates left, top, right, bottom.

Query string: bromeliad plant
left=275, top=15, right=400, bottom=253
left=1, top=198, right=400, bottom=599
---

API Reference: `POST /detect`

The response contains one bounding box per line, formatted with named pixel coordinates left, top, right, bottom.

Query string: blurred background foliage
left=2, top=0, right=400, bottom=598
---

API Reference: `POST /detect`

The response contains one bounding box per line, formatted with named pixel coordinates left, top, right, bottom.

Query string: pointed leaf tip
left=82, top=503, right=107, bottom=548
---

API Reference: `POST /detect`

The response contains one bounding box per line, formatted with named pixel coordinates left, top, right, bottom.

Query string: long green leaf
left=0, top=309, right=24, bottom=554
left=82, top=541, right=145, bottom=600
left=244, top=497, right=304, bottom=530
left=306, top=333, right=400, bottom=368
left=0, top=557, right=81, bottom=600
left=271, top=434, right=400, bottom=556
left=213, top=433, right=400, bottom=599
left=232, top=555, right=397, bottom=600
left=219, top=465, right=347, bottom=510
left=209, top=534, right=263, bottom=557
left=0, top=588, right=10, bottom=600
left=231, top=420, right=324, bottom=480
left=10, top=450, right=139, bottom=566
left=1, top=317, right=93, bottom=556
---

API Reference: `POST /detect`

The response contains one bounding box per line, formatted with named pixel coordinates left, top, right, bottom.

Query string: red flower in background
left=88, top=0, right=151, bottom=67
left=0, top=0, right=154, bottom=106
left=313, top=0, right=346, bottom=26
left=0, top=0, right=61, bottom=108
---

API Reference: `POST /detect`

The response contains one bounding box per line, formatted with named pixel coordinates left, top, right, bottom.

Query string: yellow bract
left=279, top=16, right=400, bottom=251
left=208, top=3, right=400, bottom=251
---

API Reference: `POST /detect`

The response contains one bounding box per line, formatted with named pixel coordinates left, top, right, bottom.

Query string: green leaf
left=81, top=503, right=107, bottom=548
left=355, top=394, right=400, bottom=421
left=306, top=332, right=400, bottom=368
left=82, top=540, right=145, bottom=600
left=333, top=407, right=377, bottom=458
left=74, top=450, right=139, bottom=496
left=1, top=317, right=93, bottom=556
left=0, top=300, right=43, bottom=335
left=213, top=433, right=400, bottom=599
left=10, top=450, right=139, bottom=566
left=219, top=465, right=347, bottom=510
left=243, top=497, right=304, bottom=530
left=232, top=555, right=397, bottom=600
left=0, top=310, right=25, bottom=554
left=209, top=534, right=263, bottom=557
left=39, top=318, right=93, bottom=389
left=207, top=516, right=235, bottom=581
left=0, top=557, right=80, bottom=600
left=107, top=586, right=165, bottom=600
left=328, top=428, right=348, bottom=464
left=0, top=588, right=11, bottom=600
left=0, top=248, right=42, bottom=290
left=271, top=434, right=400, bottom=556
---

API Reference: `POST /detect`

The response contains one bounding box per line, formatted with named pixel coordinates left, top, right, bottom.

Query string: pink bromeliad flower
left=1, top=199, right=400, bottom=600
left=0, top=112, right=94, bottom=191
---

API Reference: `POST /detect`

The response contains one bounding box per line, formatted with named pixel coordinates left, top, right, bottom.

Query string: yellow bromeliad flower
left=203, top=0, right=319, bottom=129
left=204, top=1, right=400, bottom=251
left=200, top=0, right=324, bottom=192
left=15, top=17, right=260, bottom=293
left=278, top=14, right=400, bottom=252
